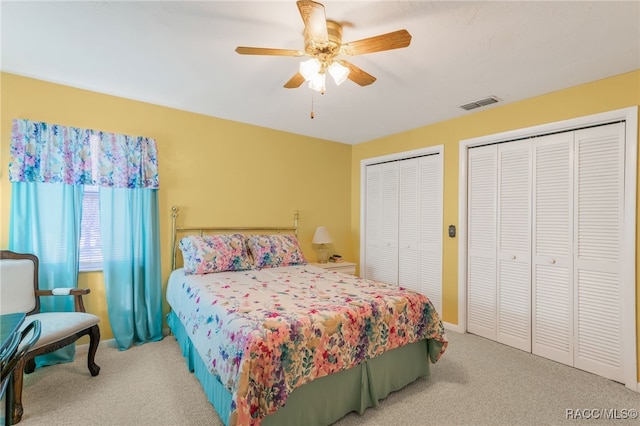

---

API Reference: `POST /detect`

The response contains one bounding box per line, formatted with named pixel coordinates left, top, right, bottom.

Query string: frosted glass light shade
left=312, top=226, right=332, bottom=244
left=299, top=58, right=348, bottom=93
left=308, top=73, right=326, bottom=93
left=328, top=61, right=350, bottom=86
left=299, top=58, right=321, bottom=81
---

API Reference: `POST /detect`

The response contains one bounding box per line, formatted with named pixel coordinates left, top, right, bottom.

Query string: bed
left=166, top=207, right=448, bottom=425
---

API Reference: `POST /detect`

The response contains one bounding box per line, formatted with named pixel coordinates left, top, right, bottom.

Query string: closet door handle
left=550, top=259, right=556, bottom=264
left=511, top=255, right=516, bottom=260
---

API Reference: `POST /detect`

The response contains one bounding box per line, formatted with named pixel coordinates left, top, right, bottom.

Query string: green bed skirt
left=167, top=311, right=437, bottom=426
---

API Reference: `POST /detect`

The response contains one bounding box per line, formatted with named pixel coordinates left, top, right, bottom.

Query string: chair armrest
left=35, top=288, right=91, bottom=312
left=36, top=288, right=90, bottom=296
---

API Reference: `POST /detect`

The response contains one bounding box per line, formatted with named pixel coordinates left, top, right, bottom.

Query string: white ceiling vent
left=459, top=96, right=501, bottom=111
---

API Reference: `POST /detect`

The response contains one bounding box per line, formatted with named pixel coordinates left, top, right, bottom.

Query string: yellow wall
left=2, top=70, right=639, bottom=381
left=351, top=69, right=640, bottom=380
left=0, top=72, right=353, bottom=340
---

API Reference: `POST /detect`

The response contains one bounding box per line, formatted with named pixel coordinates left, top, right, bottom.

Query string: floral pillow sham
left=245, top=234, right=308, bottom=269
left=179, top=234, right=253, bottom=275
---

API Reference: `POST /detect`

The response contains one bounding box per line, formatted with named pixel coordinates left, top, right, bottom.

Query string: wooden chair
left=0, top=250, right=100, bottom=424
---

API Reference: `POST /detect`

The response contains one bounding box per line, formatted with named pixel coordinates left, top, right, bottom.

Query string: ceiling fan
left=235, top=0, right=412, bottom=93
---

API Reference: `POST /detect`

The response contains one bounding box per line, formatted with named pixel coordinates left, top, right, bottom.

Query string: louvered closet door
left=467, top=144, right=498, bottom=340
left=399, top=158, right=419, bottom=292
left=573, top=123, right=625, bottom=382
left=418, top=155, right=443, bottom=314
left=496, top=142, right=531, bottom=352
left=365, top=164, right=383, bottom=281
left=378, top=162, right=399, bottom=285
left=532, top=133, right=574, bottom=365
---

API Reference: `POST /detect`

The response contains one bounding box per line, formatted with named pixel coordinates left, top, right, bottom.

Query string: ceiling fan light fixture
left=328, top=61, right=349, bottom=86
left=236, top=1, right=412, bottom=91
left=308, top=72, right=326, bottom=93
left=300, top=58, right=322, bottom=81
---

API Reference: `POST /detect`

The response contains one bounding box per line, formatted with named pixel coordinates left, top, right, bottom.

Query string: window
left=79, top=185, right=102, bottom=271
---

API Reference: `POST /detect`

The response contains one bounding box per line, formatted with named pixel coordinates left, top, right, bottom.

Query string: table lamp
left=312, top=226, right=332, bottom=263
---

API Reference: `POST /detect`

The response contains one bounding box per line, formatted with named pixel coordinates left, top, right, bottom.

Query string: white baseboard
left=75, top=338, right=117, bottom=354
left=443, top=321, right=465, bottom=333
left=76, top=328, right=172, bottom=354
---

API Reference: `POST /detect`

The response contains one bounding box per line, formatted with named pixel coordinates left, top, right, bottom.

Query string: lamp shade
left=312, top=226, right=332, bottom=245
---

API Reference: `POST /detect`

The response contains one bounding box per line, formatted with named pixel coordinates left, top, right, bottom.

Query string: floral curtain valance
left=9, top=119, right=159, bottom=189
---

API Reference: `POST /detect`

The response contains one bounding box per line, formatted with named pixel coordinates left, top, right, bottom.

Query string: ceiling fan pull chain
left=310, top=93, right=315, bottom=119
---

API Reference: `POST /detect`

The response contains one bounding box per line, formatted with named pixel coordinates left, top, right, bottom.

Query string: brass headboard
left=170, top=206, right=299, bottom=270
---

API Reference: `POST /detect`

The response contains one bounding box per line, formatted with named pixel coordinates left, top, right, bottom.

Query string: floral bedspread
left=167, top=265, right=447, bottom=425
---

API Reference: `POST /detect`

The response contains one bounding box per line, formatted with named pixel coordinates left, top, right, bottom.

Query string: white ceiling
left=1, top=1, right=639, bottom=145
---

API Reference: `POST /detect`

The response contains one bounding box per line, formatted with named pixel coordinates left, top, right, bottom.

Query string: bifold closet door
left=532, top=133, right=574, bottom=366
left=367, top=154, right=443, bottom=312
left=573, top=122, right=625, bottom=383
left=496, top=142, right=531, bottom=352
left=365, top=164, right=383, bottom=281
left=398, top=156, right=443, bottom=312
left=467, top=122, right=627, bottom=382
left=467, top=144, right=498, bottom=340
left=399, top=158, right=420, bottom=292
left=364, top=162, right=399, bottom=285
left=418, top=155, right=443, bottom=314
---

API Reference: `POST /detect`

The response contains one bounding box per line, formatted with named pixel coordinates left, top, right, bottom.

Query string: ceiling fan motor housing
left=305, top=20, right=343, bottom=62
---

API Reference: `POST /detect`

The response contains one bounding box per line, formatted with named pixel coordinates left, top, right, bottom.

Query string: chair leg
left=11, top=359, right=25, bottom=424
left=87, top=325, right=100, bottom=377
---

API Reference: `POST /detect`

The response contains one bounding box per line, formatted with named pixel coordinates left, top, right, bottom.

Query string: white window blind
left=79, top=185, right=103, bottom=271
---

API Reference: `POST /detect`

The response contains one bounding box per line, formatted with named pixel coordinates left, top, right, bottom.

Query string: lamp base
left=316, top=246, right=329, bottom=263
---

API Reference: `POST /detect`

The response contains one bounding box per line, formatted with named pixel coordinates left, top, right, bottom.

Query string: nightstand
left=310, top=261, right=357, bottom=276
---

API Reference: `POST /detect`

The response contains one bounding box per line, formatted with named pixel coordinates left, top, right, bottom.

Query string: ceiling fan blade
left=341, top=29, right=412, bottom=56
left=297, top=0, right=328, bottom=43
left=235, top=46, right=304, bottom=57
left=339, top=60, right=376, bottom=86
left=284, top=72, right=306, bottom=89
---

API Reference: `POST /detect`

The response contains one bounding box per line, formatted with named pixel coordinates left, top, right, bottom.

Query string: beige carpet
left=12, top=331, right=640, bottom=425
